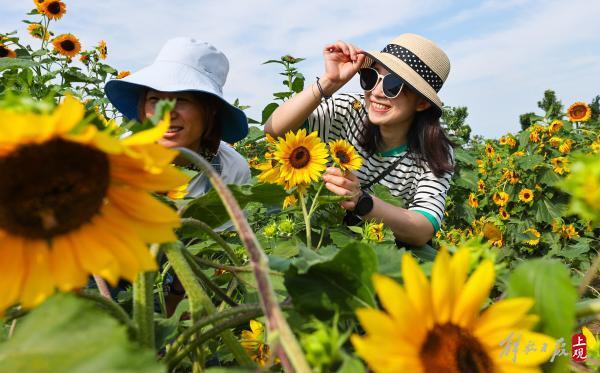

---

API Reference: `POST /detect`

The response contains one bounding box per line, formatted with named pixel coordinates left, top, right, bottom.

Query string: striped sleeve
left=307, top=93, right=362, bottom=143
left=407, top=150, right=455, bottom=231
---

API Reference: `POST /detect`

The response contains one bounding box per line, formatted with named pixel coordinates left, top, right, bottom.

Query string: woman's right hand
left=320, top=41, right=366, bottom=95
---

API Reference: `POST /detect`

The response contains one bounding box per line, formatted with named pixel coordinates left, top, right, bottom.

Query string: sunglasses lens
left=382, top=74, right=404, bottom=98
left=359, top=68, right=378, bottom=91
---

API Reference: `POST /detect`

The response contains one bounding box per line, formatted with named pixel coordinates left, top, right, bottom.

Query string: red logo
left=571, top=333, right=587, bottom=362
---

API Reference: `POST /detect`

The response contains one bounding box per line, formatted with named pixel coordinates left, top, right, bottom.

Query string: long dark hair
left=358, top=107, right=454, bottom=177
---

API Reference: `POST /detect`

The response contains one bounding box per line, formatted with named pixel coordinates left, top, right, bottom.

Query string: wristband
left=316, top=77, right=332, bottom=100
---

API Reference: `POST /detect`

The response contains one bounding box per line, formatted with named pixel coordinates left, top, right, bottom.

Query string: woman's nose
left=371, top=77, right=385, bottom=97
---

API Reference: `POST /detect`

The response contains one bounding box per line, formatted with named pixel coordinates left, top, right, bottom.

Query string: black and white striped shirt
left=307, top=93, right=453, bottom=231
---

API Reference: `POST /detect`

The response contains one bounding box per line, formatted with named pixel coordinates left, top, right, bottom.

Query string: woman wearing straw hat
left=265, top=34, right=454, bottom=248
left=105, top=37, right=251, bottom=197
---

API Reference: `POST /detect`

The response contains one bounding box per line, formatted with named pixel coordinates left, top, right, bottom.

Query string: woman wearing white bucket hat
left=105, top=37, right=251, bottom=197
left=265, top=34, right=454, bottom=248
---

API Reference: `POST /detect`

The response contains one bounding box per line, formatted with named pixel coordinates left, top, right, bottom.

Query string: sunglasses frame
left=358, top=67, right=405, bottom=99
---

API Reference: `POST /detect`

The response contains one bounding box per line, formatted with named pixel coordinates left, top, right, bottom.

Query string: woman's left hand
left=322, top=167, right=361, bottom=211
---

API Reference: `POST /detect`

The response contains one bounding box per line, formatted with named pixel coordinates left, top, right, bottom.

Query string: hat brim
left=361, top=51, right=443, bottom=112
left=104, top=61, right=248, bottom=144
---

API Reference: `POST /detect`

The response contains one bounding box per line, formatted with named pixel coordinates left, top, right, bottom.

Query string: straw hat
left=362, top=33, right=450, bottom=111
left=105, top=37, right=248, bottom=143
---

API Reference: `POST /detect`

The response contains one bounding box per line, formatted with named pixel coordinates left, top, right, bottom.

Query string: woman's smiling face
left=144, top=90, right=207, bottom=150
left=364, top=63, right=429, bottom=128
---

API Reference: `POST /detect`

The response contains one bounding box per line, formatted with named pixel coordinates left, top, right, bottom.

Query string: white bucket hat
left=361, top=33, right=450, bottom=112
left=104, top=37, right=248, bottom=143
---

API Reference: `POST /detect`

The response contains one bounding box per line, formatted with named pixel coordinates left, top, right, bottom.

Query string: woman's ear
left=416, top=98, right=431, bottom=112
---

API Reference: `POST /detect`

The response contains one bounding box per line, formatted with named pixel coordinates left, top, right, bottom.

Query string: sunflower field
left=1, top=3, right=600, bottom=373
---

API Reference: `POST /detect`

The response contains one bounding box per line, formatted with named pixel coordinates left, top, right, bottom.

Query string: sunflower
left=482, top=222, right=503, bottom=247
left=506, top=137, right=517, bottom=148
left=97, top=40, right=107, bottom=60
left=492, top=191, right=509, bottom=207
left=502, top=169, right=519, bottom=185
left=352, top=247, right=554, bottom=372
left=549, top=120, right=563, bottom=133
left=498, top=207, right=510, bottom=220
left=167, top=182, right=189, bottom=200
left=518, top=188, right=534, bottom=203
left=512, top=151, right=525, bottom=157
left=484, top=143, right=494, bottom=157
left=567, top=102, right=592, bottom=122
left=523, top=228, right=541, bottom=246
left=561, top=224, right=579, bottom=240
left=329, top=139, right=362, bottom=172
left=0, top=96, right=189, bottom=314
left=282, top=194, right=298, bottom=209
left=52, top=34, right=81, bottom=58
left=498, top=136, right=507, bottom=145
left=468, top=193, right=478, bottom=208
left=255, top=157, right=282, bottom=184
left=529, top=130, right=540, bottom=143
left=559, top=139, right=574, bottom=154
left=27, top=23, right=49, bottom=41
left=241, top=320, right=278, bottom=367
left=364, top=221, right=384, bottom=242
left=477, top=179, right=485, bottom=193
left=116, top=70, right=131, bottom=79
left=0, top=44, right=16, bottom=58
left=274, top=129, right=328, bottom=188
left=551, top=157, right=569, bottom=175
left=39, top=0, right=66, bottom=20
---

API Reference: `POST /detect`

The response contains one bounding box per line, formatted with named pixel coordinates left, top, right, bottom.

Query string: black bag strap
left=362, top=150, right=410, bottom=190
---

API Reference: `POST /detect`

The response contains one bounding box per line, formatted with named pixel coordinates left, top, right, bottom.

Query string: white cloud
left=1, top=0, right=599, bottom=138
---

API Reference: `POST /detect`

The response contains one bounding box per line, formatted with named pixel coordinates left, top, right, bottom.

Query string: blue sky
left=2, top=0, right=600, bottom=138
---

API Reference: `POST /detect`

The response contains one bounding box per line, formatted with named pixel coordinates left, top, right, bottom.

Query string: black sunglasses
left=358, top=67, right=405, bottom=98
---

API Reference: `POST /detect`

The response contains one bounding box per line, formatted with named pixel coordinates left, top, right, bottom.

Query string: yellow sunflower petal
left=582, top=326, right=598, bottom=351
left=449, top=247, right=470, bottom=297
left=20, top=240, right=56, bottom=309
left=473, top=298, right=536, bottom=341
left=122, top=112, right=170, bottom=146
left=452, top=260, right=495, bottom=328
left=0, top=236, right=26, bottom=312
left=53, top=95, right=85, bottom=134
left=355, top=308, right=401, bottom=338
left=70, top=225, right=121, bottom=286
left=431, top=247, right=452, bottom=323
left=401, top=253, right=433, bottom=328
left=108, top=185, right=180, bottom=224
left=102, top=204, right=178, bottom=244
left=491, top=331, right=555, bottom=367
left=351, top=335, right=421, bottom=373
left=250, top=320, right=265, bottom=338
left=109, top=153, right=190, bottom=191
left=49, top=235, right=88, bottom=292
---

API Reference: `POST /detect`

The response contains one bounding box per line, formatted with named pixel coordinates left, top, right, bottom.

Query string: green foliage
left=537, top=89, right=563, bottom=119
left=0, top=294, right=163, bottom=372
left=506, top=260, right=577, bottom=373
left=285, top=243, right=377, bottom=319
left=442, top=105, right=471, bottom=144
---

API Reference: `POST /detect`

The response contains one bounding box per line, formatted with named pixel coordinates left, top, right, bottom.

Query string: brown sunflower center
left=0, top=46, right=8, bottom=57
left=571, top=106, right=586, bottom=119
left=47, top=2, right=62, bottom=14
left=289, top=146, right=310, bottom=169
left=0, top=138, right=110, bottom=239
left=335, top=150, right=350, bottom=164
left=420, top=323, right=493, bottom=373
left=60, top=39, right=75, bottom=51
left=524, top=192, right=530, bottom=199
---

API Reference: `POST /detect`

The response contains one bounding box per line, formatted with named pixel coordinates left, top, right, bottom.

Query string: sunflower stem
left=163, top=303, right=270, bottom=364
left=165, top=308, right=263, bottom=369
left=133, top=271, right=156, bottom=350
left=177, top=147, right=311, bottom=373
left=181, top=249, right=238, bottom=307
left=77, top=290, right=136, bottom=335
left=299, top=192, right=312, bottom=250
left=93, top=275, right=112, bottom=299
left=163, top=241, right=253, bottom=368
left=575, top=299, right=600, bottom=318
left=578, top=252, right=600, bottom=296
left=181, top=218, right=241, bottom=266
left=308, top=181, right=325, bottom=217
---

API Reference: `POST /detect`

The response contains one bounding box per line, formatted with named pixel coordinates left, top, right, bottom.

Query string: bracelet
left=316, top=77, right=332, bottom=100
